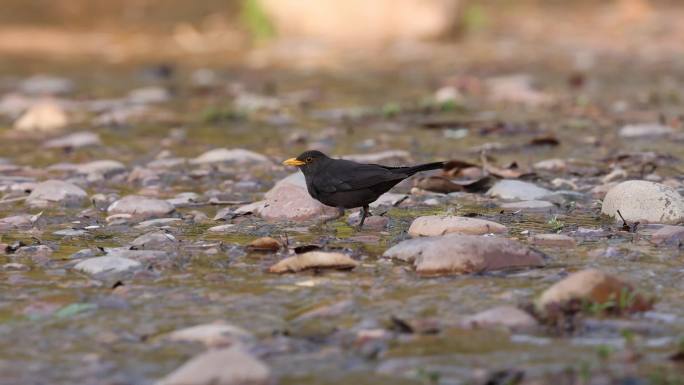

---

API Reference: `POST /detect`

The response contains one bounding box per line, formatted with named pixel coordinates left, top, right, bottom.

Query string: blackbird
left=283, top=150, right=444, bottom=227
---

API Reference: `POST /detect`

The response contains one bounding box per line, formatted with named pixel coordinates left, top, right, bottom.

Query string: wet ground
left=1, top=53, right=684, bottom=385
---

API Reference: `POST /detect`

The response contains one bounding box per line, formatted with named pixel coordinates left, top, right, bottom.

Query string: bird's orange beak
left=283, top=157, right=306, bottom=167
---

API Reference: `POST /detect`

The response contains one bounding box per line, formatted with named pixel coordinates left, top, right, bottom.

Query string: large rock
left=259, top=0, right=461, bottom=44
left=408, top=215, right=507, bottom=237
left=259, top=173, right=340, bottom=222
left=74, top=256, right=142, bottom=275
left=26, top=180, right=87, bottom=207
left=487, top=180, right=551, bottom=201
left=13, top=102, right=68, bottom=133
left=536, top=269, right=653, bottom=314
left=601, top=180, right=684, bottom=224
left=383, top=234, right=545, bottom=276
left=107, top=195, right=175, bottom=218
left=156, top=347, right=270, bottom=385
left=191, top=148, right=270, bottom=165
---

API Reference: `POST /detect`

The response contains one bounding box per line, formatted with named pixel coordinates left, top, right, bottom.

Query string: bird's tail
left=405, top=161, right=445, bottom=176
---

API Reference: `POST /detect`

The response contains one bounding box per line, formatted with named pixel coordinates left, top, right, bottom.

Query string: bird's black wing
left=313, top=160, right=407, bottom=193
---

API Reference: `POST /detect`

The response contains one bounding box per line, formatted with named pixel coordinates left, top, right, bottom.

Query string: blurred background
left=1, top=0, right=682, bottom=69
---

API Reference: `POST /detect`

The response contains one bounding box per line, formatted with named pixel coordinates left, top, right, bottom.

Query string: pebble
left=191, top=148, right=270, bottom=165
left=347, top=212, right=389, bottom=230
left=130, top=231, right=178, bottom=250
left=74, top=256, right=142, bottom=275
left=0, top=214, right=33, bottom=230
left=207, top=224, right=236, bottom=233
left=20, top=75, right=74, bottom=95
left=601, top=180, right=684, bottom=224
left=156, top=347, right=270, bottom=385
left=269, top=251, right=358, bottom=273
left=487, top=180, right=551, bottom=201
left=135, top=218, right=182, bottom=229
left=462, top=306, right=538, bottom=330
left=500, top=200, right=555, bottom=213
left=536, top=269, right=653, bottom=314
left=75, top=160, right=126, bottom=177
left=26, top=180, right=87, bottom=208
left=619, top=123, right=673, bottom=138
left=649, top=225, right=684, bottom=246
left=533, top=158, right=566, bottom=172
left=166, top=321, right=253, bottom=348
left=529, top=234, right=576, bottom=247
left=13, top=102, right=68, bottom=133
left=383, top=234, right=545, bottom=276
left=127, top=86, right=171, bottom=104
left=247, top=237, right=282, bottom=251
left=408, top=215, right=507, bottom=237
left=43, top=131, right=101, bottom=149
left=107, top=195, right=175, bottom=218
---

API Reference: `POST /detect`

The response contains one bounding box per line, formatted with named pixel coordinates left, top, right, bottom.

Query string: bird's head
left=282, top=150, right=329, bottom=174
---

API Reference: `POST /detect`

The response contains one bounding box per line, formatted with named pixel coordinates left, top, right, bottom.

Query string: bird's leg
left=358, top=205, right=369, bottom=229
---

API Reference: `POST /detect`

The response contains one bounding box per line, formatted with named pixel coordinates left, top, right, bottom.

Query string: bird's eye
left=306, top=157, right=313, bottom=163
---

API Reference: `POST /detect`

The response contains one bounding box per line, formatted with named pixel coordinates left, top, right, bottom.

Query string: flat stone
left=0, top=214, right=33, bottom=231
left=529, top=234, right=576, bottom=247
left=619, top=123, right=673, bottom=138
left=191, top=148, right=270, bottom=165
left=487, top=180, right=551, bottom=201
left=26, top=180, right=87, bottom=208
left=43, top=132, right=101, bottom=149
left=20, top=75, right=74, bottom=95
left=383, top=234, right=545, bottom=276
left=247, top=237, right=282, bottom=251
left=408, top=215, right=507, bottom=237
left=53, top=229, right=87, bottom=237
left=500, top=200, right=556, bottom=213
left=601, top=180, right=684, bottom=224
left=347, top=212, right=389, bottom=230
left=536, top=269, right=653, bottom=314
left=130, top=231, right=178, bottom=250
left=369, top=193, right=408, bottom=208
left=128, top=86, right=171, bottom=104
left=650, top=225, right=684, bottom=246
left=462, top=306, right=538, bottom=330
left=341, top=150, right=411, bottom=164
left=166, top=322, right=253, bottom=348
left=107, top=195, right=175, bottom=218
left=74, top=256, right=142, bottom=275
left=533, top=158, right=566, bottom=172
left=207, top=224, right=236, bottom=232
left=156, top=347, right=270, bottom=385
left=269, top=251, right=358, bottom=273
left=75, top=160, right=126, bottom=177
left=135, top=218, right=182, bottom=229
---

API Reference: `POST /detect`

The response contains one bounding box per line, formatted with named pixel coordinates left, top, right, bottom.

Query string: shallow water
left=1, top=60, right=684, bottom=385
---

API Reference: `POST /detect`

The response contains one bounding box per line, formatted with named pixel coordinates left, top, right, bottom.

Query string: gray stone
left=500, top=200, right=556, bottom=213
left=130, top=231, right=178, bottom=250
left=529, top=234, right=576, bottom=247
left=487, top=180, right=551, bottom=201
left=74, top=256, right=142, bottom=275
left=650, top=225, right=684, bottom=245
left=75, top=160, right=126, bottom=177
left=462, top=306, right=538, bottom=330
left=107, top=195, right=175, bottom=218
left=26, top=180, right=87, bottom=207
left=20, top=75, right=74, bottom=95
left=156, top=347, right=270, bottom=385
left=191, top=148, right=270, bottom=165
left=166, top=322, right=253, bottom=348
left=0, top=214, right=33, bottom=231
left=601, top=180, right=684, bottom=224
left=619, top=123, right=673, bottom=138
left=43, top=132, right=101, bottom=149
left=53, top=229, right=87, bottom=237
left=383, top=234, right=545, bottom=276
left=128, top=86, right=171, bottom=104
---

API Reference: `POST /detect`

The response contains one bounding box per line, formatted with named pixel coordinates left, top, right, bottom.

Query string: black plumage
left=283, top=150, right=444, bottom=227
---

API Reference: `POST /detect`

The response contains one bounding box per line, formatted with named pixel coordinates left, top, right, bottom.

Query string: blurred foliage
left=240, top=0, right=275, bottom=41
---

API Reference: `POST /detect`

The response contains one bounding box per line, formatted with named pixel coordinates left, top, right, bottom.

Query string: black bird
left=283, top=150, right=444, bottom=227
